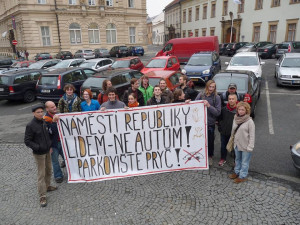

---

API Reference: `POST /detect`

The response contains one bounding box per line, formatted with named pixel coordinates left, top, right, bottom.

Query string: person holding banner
left=139, top=75, right=154, bottom=105
left=24, top=104, right=57, bottom=207
left=229, top=102, right=255, bottom=183
left=172, top=89, right=191, bottom=103
left=159, top=78, right=173, bottom=103
left=100, top=87, right=126, bottom=110
left=81, top=89, right=100, bottom=111
left=195, top=80, right=221, bottom=166
left=58, top=84, right=81, bottom=113
left=123, top=78, right=144, bottom=106
left=147, top=85, right=166, bottom=105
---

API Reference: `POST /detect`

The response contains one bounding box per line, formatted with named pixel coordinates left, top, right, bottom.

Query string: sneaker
left=60, top=161, right=66, bottom=168
left=228, top=173, right=239, bottom=179
left=47, top=186, right=58, bottom=192
left=209, top=157, right=213, bottom=166
left=234, top=178, right=248, bottom=183
left=55, top=177, right=63, bottom=183
left=218, top=159, right=226, bottom=166
left=40, top=196, right=47, bottom=207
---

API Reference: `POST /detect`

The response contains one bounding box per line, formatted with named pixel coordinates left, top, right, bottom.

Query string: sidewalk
left=1, top=143, right=299, bottom=225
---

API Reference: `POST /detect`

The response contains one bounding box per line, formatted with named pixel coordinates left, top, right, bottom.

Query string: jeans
left=208, top=126, right=215, bottom=157
left=51, top=142, right=64, bottom=179
left=234, top=146, right=252, bottom=179
left=220, top=135, right=230, bottom=160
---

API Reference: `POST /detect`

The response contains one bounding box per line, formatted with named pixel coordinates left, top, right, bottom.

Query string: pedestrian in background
left=100, top=87, right=126, bottom=110
left=25, top=50, right=29, bottom=61
left=229, top=102, right=255, bottom=183
left=123, top=78, right=144, bottom=106
left=220, top=83, right=242, bottom=107
left=159, top=78, right=173, bottom=103
left=217, top=94, right=238, bottom=166
left=24, top=104, right=57, bottom=207
left=97, top=80, right=119, bottom=104
left=195, top=80, right=221, bottom=166
left=139, top=75, right=154, bottom=105
left=81, top=89, right=100, bottom=111
left=147, top=85, right=166, bottom=105
left=58, top=84, right=81, bottom=113
left=44, top=101, right=64, bottom=183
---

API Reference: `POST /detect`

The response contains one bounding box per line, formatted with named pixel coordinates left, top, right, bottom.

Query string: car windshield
left=39, top=76, right=58, bottom=85
left=264, top=44, right=274, bottom=48
left=11, top=62, right=22, bottom=68
left=0, top=76, right=9, bottom=85
left=230, top=56, right=259, bottom=66
left=227, top=43, right=234, bottom=48
left=244, top=43, right=254, bottom=47
left=40, top=54, right=50, bottom=57
left=292, top=42, right=300, bottom=49
left=281, top=58, right=300, bottom=67
left=100, top=49, right=109, bottom=53
left=29, top=61, right=45, bottom=69
left=112, top=60, right=130, bottom=68
left=146, top=59, right=166, bottom=68
left=148, top=78, right=160, bottom=87
left=187, top=55, right=212, bottom=66
left=214, top=76, right=248, bottom=92
left=51, top=60, right=70, bottom=68
left=84, top=50, right=93, bottom=53
left=79, top=62, right=96, bottom=68
left=278, top=43, right=289, bottom=49
left=120, top=47, right=128, bottom=50
left=83, top=77, right=106, bottom=89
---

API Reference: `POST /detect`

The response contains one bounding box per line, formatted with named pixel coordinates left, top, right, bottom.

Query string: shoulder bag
left=226, top=123, right=243, bottom=152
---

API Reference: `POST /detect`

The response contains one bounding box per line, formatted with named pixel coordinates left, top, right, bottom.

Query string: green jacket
left=139, top=85, right=154, bottom=105
left=58, top=94, right=82, bottom=113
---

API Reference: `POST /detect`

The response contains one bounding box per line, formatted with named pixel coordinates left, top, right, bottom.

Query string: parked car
left=141, top=56, right=180, bottom=74
left=11, top=60, right=36, bottom=68
left=74, top=49, right=95, bottom=59
left=47, top=59, right=86, bottom=71
left=34, top=53, right=52, bottom=61
left=79, top=58, right=113, bottom=72
left=144, top=70, right=194, bottom=91
left=290, top=140, right=300, bottom=171
left=276, top=41, right=300, bottom=59
left=94, top=48, right=110, bottom=58
left=28, top=59, right=61, bottom=70
left=181, top=52, right=221, bottom=84
left=236, top=43, right=257, bottom=53
left=109, top=46, right=129, bottom=58
left=219, top=43, right=228, bottom=55
left=213, top=70, right=261, bottom=118
left=0, top=69, right=44, bottom=103
left=56, top=51, right=73, bottom=60
left=128, top=46, right=145, bottom=56
left=111, top=57, right=144, bottom=71
left=257, top=44, right=278, bottom=59
left=275, top=53, right=300, bottom=87
left=0, top=58, right=14, bottom=68
left=225, top=52, right=265, bottom=78
left=255, top=41, right=273, bottom=49
left=225, top=42, right=248, bottom=56
left=36, top=67, right=97, bottom=103
left=80, top=69, right=144, bottom=99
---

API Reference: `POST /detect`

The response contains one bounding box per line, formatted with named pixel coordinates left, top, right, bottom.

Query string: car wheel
left=276, top=79, right=282, bottom=87
left=23, top=90, right=35, bottom=103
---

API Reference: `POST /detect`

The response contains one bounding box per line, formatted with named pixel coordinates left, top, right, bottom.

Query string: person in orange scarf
left=127, top=93, right=139, bottom=108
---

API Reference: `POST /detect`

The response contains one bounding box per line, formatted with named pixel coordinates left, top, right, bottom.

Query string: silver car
left=74, top=49, right=95, bottom=59
left=291, top=141, right=300, bottom=171
left=47, top=59, right=85, bottom=71
left=79, top=58, right=113, bottom=72
left=275, top=53, right=300, bottom=87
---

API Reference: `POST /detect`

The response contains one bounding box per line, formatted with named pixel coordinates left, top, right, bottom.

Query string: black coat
left=218, top=106, right=237, bottom=136
left=24, top=117, right=52, bottom=155
left=147, top=96, right=166, bottom=105
left=177, top=86, right=198, bottom=101
left=123, top=87, right=145, bottom=106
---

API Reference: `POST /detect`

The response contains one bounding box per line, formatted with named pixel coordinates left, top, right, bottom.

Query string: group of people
left=24, top=74, right=255, bottom=207
left=16, top=50, right=29, bottom=61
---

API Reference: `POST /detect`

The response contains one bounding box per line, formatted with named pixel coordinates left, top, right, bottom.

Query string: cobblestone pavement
left=1, top=143, right=299, bottom=225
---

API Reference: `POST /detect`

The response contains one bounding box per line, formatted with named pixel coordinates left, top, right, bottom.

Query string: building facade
left=152, top=12, right=165, bottom=45
left=180, top=0, right=300, bottom=43
left=0, top=0, right=147, bottom=58
left=164, top=0, right=181, bottom=42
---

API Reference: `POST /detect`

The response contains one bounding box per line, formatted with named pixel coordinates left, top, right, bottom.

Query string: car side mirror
left=260, top=62, right=265, bottom=65
left=225, top=62, right=229, bottom=65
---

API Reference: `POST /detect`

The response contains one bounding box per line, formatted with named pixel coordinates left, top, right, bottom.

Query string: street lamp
left=229, top=11, right=233, bottom=43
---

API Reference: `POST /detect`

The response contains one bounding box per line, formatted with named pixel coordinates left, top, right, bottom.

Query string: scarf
left=226, top=102, right=238, bottom=111
left=234, top=114, right=251, bottom=125
left=65, top=94, right=76, bottom=112
left=128, top=101, right=139, bottom=108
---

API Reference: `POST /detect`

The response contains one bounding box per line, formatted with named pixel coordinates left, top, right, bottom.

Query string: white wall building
left=181, top=0, right=300, bottom=43
left=152, top=12, right=165, bottom=45
left=164, top=0, right=181, bottom=42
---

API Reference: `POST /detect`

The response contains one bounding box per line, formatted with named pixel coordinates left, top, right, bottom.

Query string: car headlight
left=280, top=75, right=291, bottom=78
left=202, top=69, right=210, bottom=75
left=182, top=69, right=186, bottom=74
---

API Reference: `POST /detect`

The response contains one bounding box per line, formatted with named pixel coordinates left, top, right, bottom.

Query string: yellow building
left=0, top=0, right=147, bottom=59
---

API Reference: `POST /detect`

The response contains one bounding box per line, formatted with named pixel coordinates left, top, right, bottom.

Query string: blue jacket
left=81, top=99, right=100, bottom=111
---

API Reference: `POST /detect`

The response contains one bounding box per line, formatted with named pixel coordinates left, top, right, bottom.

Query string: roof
left=144, top=70, right=179, bottom=78
left=164, top=0, right=180, bottom=11
left=0, top=69, right=44, bottom=76
left=45, top=67, right=82, bottom=75
left=150, top=56, right=174, bottom=59
left=116, top=56, right=139, bottom=61
left=233, top=52, right=258, bottom=57
left=84, top=58, right=110, bottom=62
left=93, top=69, right=136, bottom=78
left=215, top=70, right=255, bottom=77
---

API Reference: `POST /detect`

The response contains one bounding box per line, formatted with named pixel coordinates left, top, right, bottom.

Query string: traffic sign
left=12, top=40, right=18, bottom=45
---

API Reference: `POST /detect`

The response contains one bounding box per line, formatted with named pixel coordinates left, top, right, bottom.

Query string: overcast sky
left=147, top=0, right=173, bottom=17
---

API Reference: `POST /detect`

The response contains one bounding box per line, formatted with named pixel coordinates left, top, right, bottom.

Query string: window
left=195, top=29, right=199, bottom=37
left=41, top=26, right=51, bottom=46
left=286, top=23, right=297, bottom=41
left=255, top=0, right=263, bottom=10
left=238, top=0, right=244, bottom=13
left=268, top=24, right=277, bottom=43
left=88, top=0, right=95, bottom=5
left=14, top=74, right=28, bottom=84
left=253, top=25, right=261, bottom=42
left=88, top=23, right=100, bottom=44
left=182, top=30, right=186, bottom=38
left=69, top=23, right=81, bottom=44
left=128, top=0, right=134, bottom=8
left=223, top=0, right=228, bottom=16
left=210, top=27, right=215, bottom=36
left=202, top=28, right=206, bottom=37
left=188, top=30, right=192, bottom=37
left=188, top=8, right=192, bottom=22
left=271, top=0, right=280, bottom=7
left=38, top=0, right=46, bottom=4
left=183, top=10, right=186, bottom=23
left=129, top=27, right=136, bottom=43
left=106, top=0, right=113, bottom=6
left=106, top=23, right=116, bottom=44
left=195, top=6, right=200, bottom=21
left=72, top=70, right=85, bottom=82
left=290, top=0, right=300, bottom=4
left=69, top=0, right=76, bottom=5
left=203, top=4, right=207, bottom=19
left=29, top=72, right=41, bottom=81
left=83, top=69, right=96, bottom=77
left=211, top=2, right=216, bottom=18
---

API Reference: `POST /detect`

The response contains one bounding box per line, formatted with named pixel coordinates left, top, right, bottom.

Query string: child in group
left=127, top=93, right=139, bottom=108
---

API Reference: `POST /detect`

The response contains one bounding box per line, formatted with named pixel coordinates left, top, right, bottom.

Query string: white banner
left=57, top=101, right=208, bottom=183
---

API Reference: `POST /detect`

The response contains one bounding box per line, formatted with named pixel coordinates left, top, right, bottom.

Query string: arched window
left=106, top=23, right=116, bottom=44
left=88, top=23, right=100, bottom=44
left=69, top=23, right=81, bottom=44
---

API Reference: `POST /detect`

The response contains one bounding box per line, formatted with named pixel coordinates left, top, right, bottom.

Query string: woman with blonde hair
left=228, top=102, right=255, bottom=183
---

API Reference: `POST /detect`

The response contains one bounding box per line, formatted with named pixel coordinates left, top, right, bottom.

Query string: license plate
left=293, top=80, right=300, bottom=84
left=41, top=89, right=50, bottom=93
left=0, top=88, right=4, bottom=91
left=191, top=78, right=198, bottom=82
